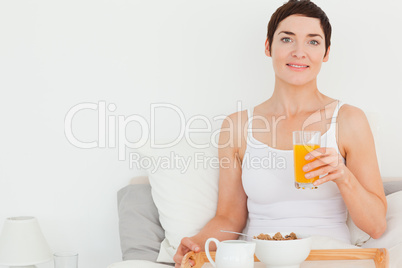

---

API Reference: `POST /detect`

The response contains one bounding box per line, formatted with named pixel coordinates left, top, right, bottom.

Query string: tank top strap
left=325, top=101, right=346, bottom=160
left=330, top=101, right=345, bottom=125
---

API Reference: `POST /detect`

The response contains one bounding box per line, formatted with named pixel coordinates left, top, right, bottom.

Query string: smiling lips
left=286, top=63, right=309, bottom=71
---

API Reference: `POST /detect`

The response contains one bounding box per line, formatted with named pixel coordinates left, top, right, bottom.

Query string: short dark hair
left=267, top=0, right=331, bottom=57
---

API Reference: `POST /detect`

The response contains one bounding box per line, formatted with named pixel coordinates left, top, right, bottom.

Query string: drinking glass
left=293, top=131, right=321, bottom=189
left=54, top=252, right=78, bottom=268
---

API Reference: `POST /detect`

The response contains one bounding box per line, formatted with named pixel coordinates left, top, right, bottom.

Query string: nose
left=291, top=42, right=306, bottom=59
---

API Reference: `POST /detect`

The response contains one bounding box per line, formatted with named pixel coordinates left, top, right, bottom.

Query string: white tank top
left=241, top=101, right=351, bottom=243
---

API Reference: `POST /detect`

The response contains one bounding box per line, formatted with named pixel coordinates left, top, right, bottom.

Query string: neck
left=268, top=76, right=325, bottom=117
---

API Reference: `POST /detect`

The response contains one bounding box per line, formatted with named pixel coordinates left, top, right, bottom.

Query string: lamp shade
left=0, top=216, right=52, bottom=266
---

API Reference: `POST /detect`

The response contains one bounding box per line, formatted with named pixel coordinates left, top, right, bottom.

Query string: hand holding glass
left=293, top=131, right=321, bottom=189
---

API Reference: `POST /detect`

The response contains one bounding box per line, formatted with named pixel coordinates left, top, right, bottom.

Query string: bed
left=108, top=139, right=402, bottom=268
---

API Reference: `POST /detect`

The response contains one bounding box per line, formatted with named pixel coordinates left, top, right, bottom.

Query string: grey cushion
left=117, top=184, right=164, bottom=262
left=383, top=180, right=402, bottom=196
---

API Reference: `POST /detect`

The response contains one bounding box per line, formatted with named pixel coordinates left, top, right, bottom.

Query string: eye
left=281, top=37, right=292, bottom=43
left=309, top=40, right=320, bottom=45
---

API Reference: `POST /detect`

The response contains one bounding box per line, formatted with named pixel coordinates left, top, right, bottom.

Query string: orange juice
left=293, top=144, right=320, bottom=184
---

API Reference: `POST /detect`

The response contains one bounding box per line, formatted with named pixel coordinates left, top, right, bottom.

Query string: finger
left=313, top=169, right=344, bottom=186
left=174, top=252, right=195, bottom=267
left=173, top=245, right=188, bottom=264
left=308, top=154, right=344, bottom=170
left=305, top=164, right=334, bottom=179
left=181, top=237, right=201, bottom=252
left=305, top=147, right=335, bottom=160
left=303, top=154, right=338, bottom=171
left=173, top=252, right=184, bottom=265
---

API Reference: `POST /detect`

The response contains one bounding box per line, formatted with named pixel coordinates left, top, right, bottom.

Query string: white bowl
left=252, top=233, right=312, bottom=268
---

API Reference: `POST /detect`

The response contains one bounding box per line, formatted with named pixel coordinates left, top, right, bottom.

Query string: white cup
left=205, top=238, right=255, bottom=268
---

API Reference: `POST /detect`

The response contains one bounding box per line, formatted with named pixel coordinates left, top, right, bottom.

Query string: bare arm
left=173, top=112, right=248, bottom=266
left=305, top=105, right=387, bottom=238
left=336, top=105, right=387, bottom=238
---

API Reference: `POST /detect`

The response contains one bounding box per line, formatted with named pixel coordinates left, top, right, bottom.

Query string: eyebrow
left=278, top=31, right=323, bottom=39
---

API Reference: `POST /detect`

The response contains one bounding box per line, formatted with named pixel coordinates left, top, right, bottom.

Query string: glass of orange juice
left=293, top=131, right=321, bottom=189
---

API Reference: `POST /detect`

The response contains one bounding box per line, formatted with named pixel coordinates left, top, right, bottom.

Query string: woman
left=174, top=0, right=387, bottom=266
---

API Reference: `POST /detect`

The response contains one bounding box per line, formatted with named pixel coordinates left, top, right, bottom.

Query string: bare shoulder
left=224, top=109, right=247, bottom=123
left=219, top=110, right=248, bottom=152
left=338, top=104, right=370, bottom=131
left=337, top=104, right=373, bottom=153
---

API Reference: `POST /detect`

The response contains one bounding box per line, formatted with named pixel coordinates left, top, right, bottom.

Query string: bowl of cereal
left=252, top=232, right=312, bottom=268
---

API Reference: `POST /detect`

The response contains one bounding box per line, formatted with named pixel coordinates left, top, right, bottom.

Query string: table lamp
left=0, top=216, right=52, bottom=268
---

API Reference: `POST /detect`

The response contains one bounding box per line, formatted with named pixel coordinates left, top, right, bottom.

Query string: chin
left=286, top=78, right=312, bottom=86
left=279, top=74, right=316, bottom=87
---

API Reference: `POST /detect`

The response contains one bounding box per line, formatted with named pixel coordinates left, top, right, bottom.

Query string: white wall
left=0, top=0, right=401, bottom=267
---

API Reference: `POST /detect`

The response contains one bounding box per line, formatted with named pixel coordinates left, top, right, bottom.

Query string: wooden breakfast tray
left=181, top=248, right=389, bottom=268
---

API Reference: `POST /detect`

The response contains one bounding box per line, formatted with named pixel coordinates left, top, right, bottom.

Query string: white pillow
left=388, top=243, right=402, bottom=268
left=136, top=137, right=219, bottom=263
left=363, top=191, right=402, bottom=249
left=346, top=180, right=402, bottom=247
left=362, top=191, right=402, bottom=268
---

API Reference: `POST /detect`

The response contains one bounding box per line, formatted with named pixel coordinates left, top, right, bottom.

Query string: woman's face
left=265, top=15, right=329, bottom=86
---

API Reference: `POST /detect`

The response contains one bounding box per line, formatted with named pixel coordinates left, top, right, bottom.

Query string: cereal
left=285, top=232, right=297, bottom=240
left=254, top=232, right=298, bottom=240
left=254, top=233, right=272, bottom=240
left=273, top=232, right=284, bottom=240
